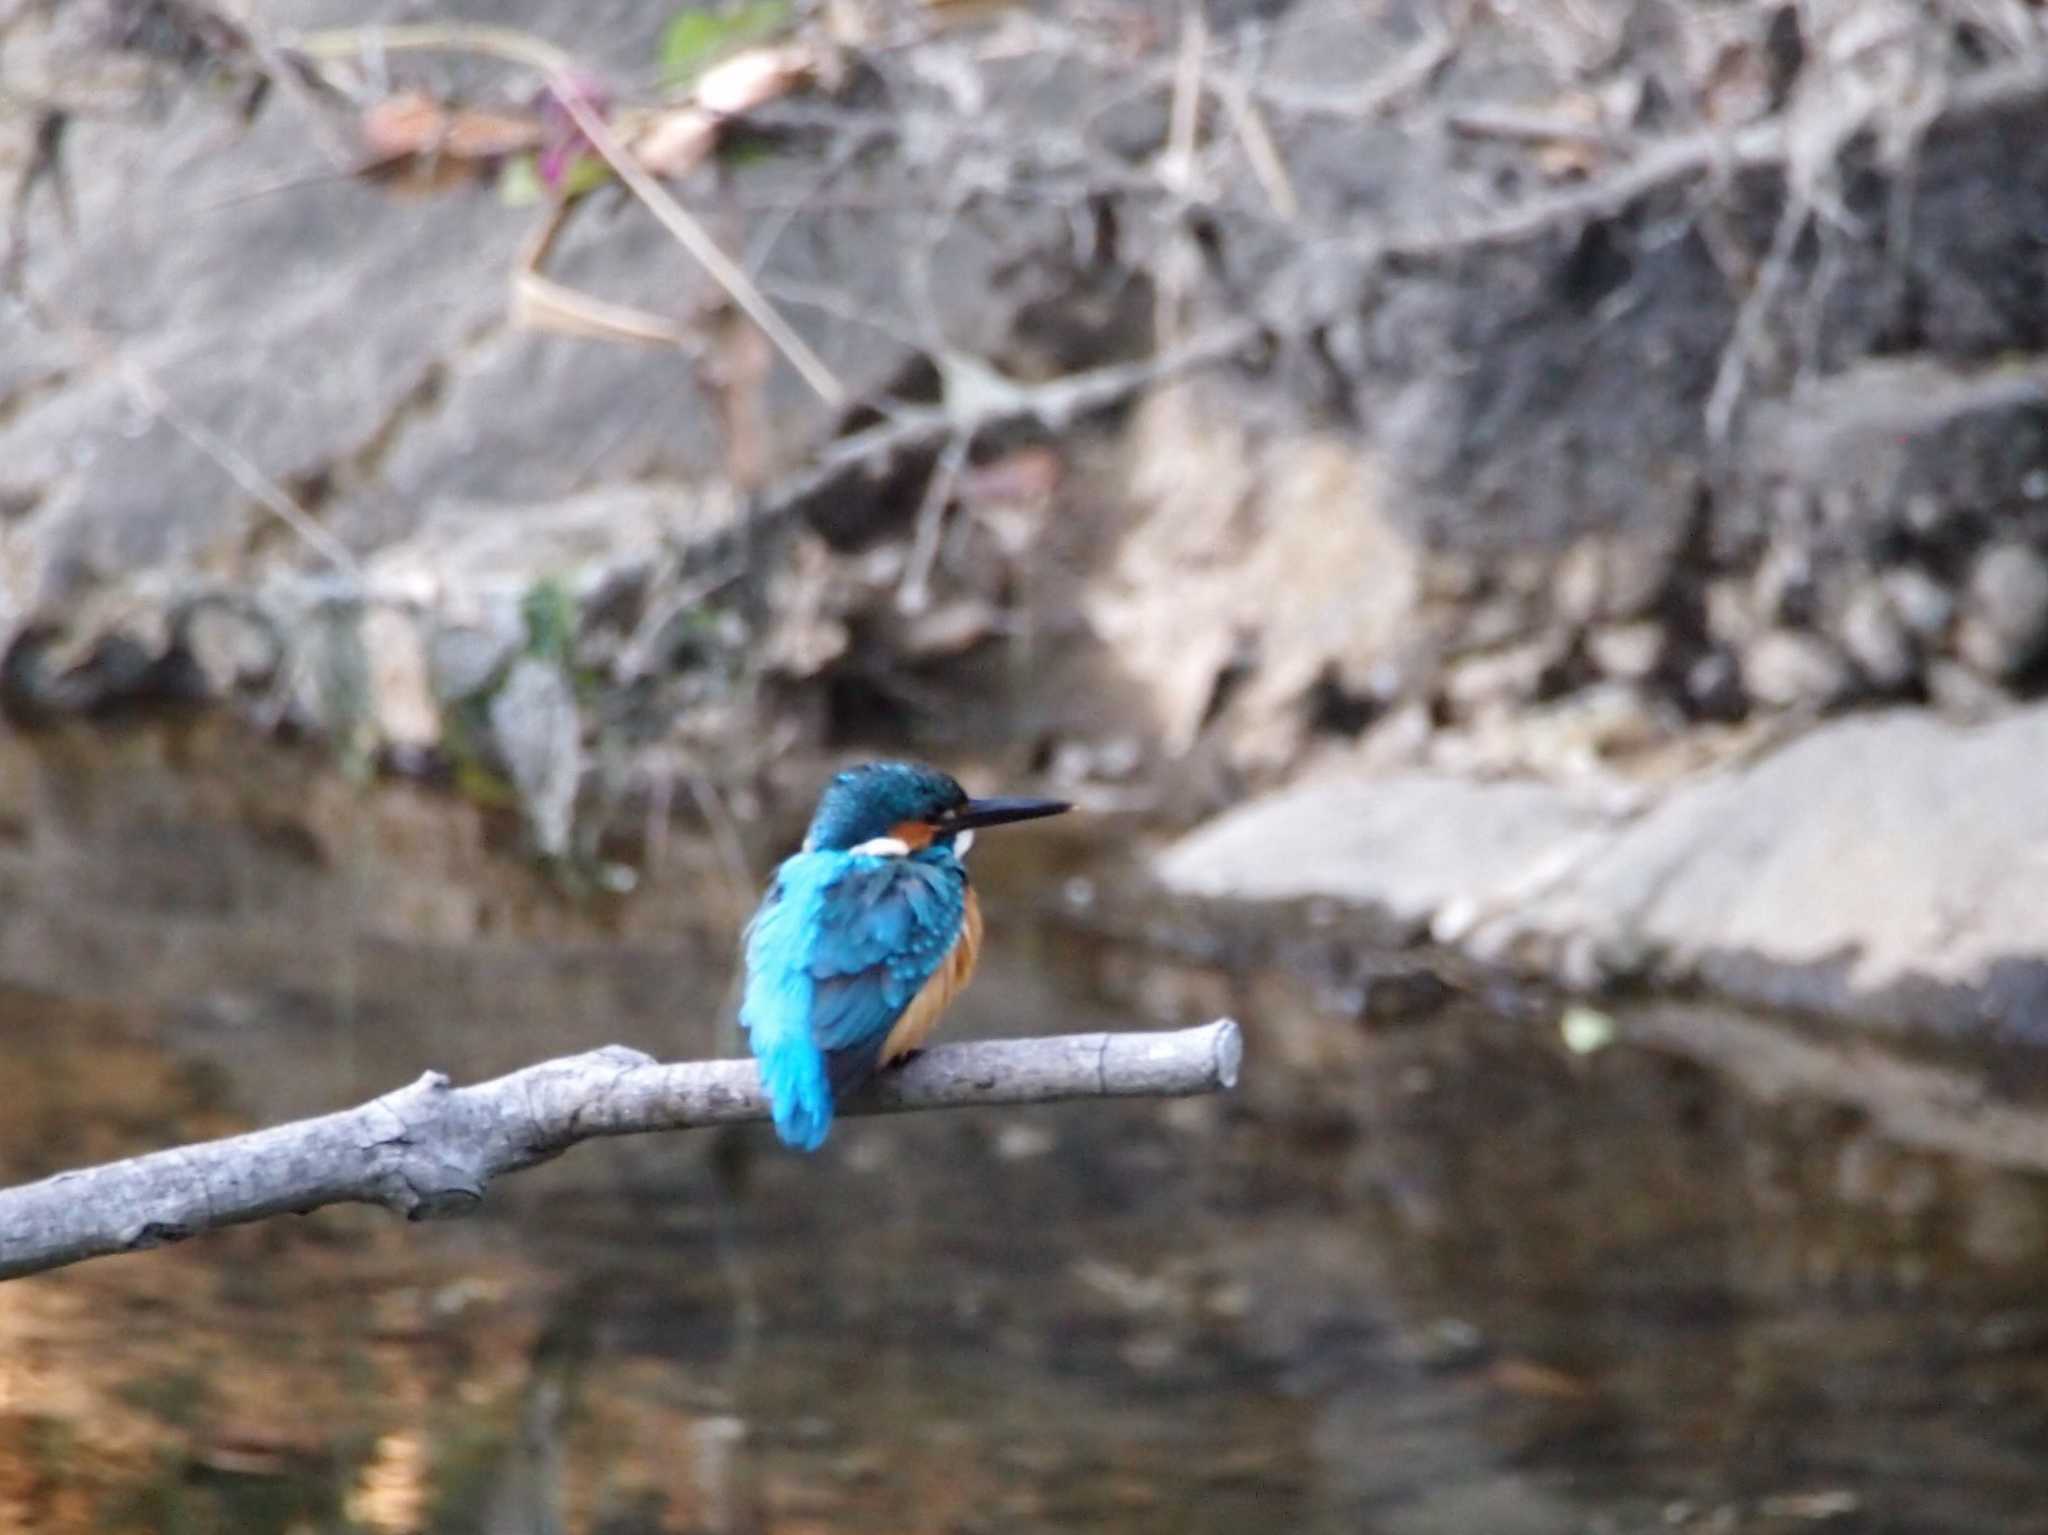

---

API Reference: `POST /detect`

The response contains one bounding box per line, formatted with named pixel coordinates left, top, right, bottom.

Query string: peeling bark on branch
left=0, top=1021, right=1242, bottom=1283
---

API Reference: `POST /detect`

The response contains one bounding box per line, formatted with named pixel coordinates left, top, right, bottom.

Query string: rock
left=1882, top=566, right=1955, bottom=639
left=361, top=607, right=440, bottom=754
left=1441, top=639, right=1558, bottom=712
left=427, top=619, right=520, bottom=704
left=1550, top=541, right=1606, bottom=627
left=1741, top=360, right=2048, bottom=548
left=1353, top=701, right=1434, bottom=771
left=1457, top=597, right=1533, bottom=651
left=1752, top=541, right=1818, bottom=627
left=1839, top=582, right=1915, bottom=691
left=175, top=600, right=281, bottom=696
left=1926, top=659, right=2010, bottom=722
left=1436, top=682, right=1663, bottom=778
left=1956, top=542, right=2048, bottom=680
left=1086, top=391, right=1420, bottom=762
left=1704, top=578, right=1759, bottom=649
left=1156, top=774, right=1618, bottom=925
left=365, top=488, right=720, bottom=621
left=1163, top=707, right=2048, bottom=1029
left=1683, top=650, right=1746, bottom=721
left=1742, top=629, right=1851, bottom=708
left=1601, top=533, right=1680, bottom=619
left=290, top=602, right=372, bottom=749
left=1585, top=621, right=1664, bottom=682
left=489, top=657, right=583, bottom=858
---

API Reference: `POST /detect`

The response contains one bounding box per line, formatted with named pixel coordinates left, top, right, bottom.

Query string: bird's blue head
left=803, top=761, right=1070, bottom=854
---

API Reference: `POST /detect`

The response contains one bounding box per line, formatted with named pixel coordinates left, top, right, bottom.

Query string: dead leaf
left=693, top=44, right=815, bottom=116
left=631, top=106, right=719, bottom=179
left=359, top=91, right=542, bottom=164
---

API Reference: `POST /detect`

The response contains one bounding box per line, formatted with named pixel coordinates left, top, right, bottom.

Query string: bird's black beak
left=942, top=795, right=1072, bottom=832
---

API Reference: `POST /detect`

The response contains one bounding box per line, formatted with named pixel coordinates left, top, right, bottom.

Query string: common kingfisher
left=741, top=761, right=1070, bottom=1150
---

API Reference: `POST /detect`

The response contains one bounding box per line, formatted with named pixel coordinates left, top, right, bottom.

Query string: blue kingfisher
left=741, top=761, right=1070, bottom=1150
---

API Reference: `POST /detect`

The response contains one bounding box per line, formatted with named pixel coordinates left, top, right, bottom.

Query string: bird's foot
left=886, top=1049, right=926, bottom=1071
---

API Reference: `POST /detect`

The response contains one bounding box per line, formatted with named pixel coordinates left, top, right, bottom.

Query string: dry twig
left=284, top=22, right=847, bottom=406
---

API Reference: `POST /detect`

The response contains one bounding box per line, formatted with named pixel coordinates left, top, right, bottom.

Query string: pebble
left=1742, top=629, right=1851, bottom=708
left=1685, top=650, right=1746, bottom=720
left=1956, top=541, right=2048, bottom=679
left=1586, top=620, right=1664, bottom=681
left=1927, top=659, right=2009, bottom=721
left=1441, top=639, right=1556, bottom=711
left=1838, top=582, right=1915, bottom=690
left=1881, top=565, right=1954, bottom=638
left=1753, top=540, right=1818, bottom=626
left=1551, top=540, right=1606, bottom=626
left=427, top=618, right=519, bottom=703
left=177, top=600, right=282, bottom=695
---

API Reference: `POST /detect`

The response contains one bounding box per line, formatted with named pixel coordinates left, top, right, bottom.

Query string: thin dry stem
left=286, top=22, right=847, bottom=406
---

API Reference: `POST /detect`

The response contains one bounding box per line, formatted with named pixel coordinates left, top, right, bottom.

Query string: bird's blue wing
left=806, top=857, right=965, bottom=1046
left=741, top=851, right=966, bottom=1150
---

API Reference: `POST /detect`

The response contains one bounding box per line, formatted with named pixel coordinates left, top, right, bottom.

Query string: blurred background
left=5, top=0, right=2048, bottom=1530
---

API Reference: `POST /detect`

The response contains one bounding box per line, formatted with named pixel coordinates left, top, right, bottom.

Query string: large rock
left=1160, top=708, right=2048, bottom=1031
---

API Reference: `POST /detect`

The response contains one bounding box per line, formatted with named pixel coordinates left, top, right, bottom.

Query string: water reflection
left=0, top=722, right=2046, bottom=1533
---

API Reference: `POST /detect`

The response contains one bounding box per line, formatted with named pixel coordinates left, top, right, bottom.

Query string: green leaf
left=659, top=0, right=791, bottom=86
left=500, top=151, right=612, bottom=207
left=498, top=154, right=543, bottom=207
left=557, top=154, right=614, bottom=198
left=521, top=577, right=580, bottom=665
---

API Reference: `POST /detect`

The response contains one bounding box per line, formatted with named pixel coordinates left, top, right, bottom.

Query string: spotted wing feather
left=806, top=856, right=968, bottom=1094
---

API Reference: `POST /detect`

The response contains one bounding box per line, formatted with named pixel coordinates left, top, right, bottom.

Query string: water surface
left=1, top=723, right=2046, bottom=1534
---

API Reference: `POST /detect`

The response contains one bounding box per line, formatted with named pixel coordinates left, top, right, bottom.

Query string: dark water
left=2, top=723, right=2048, bottom=1534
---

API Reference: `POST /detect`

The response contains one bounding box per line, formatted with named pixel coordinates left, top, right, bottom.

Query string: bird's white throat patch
left=843, top=829, right=971, bottom=859
left=848, top=836, right=912, bottom=858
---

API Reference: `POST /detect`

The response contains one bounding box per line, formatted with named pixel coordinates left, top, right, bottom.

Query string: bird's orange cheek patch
left=889, top=820, right=938, bottom=849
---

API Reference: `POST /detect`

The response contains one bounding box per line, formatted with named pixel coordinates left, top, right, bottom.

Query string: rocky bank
left=6, top=0, right=2048, bottom=1028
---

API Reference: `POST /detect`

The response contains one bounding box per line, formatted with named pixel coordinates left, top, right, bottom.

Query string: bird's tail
left=757, top=1034, right=833, bottom=1151
left=741, top=869, right=836, bottom=1151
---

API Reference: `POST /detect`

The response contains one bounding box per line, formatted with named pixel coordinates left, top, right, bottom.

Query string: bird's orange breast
left=880, top=886, right=983, bottom=1064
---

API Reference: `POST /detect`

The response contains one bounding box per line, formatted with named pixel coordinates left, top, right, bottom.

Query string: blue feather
left=740, top=855, right=837, bottom=1151
left=741, top=849, right=967, bottom=1151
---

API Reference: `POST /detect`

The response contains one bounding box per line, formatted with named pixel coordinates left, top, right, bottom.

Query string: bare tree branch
left=750, top=319, right=1261, bottom=522
left=0, top=1021, right=1242, bottom=1283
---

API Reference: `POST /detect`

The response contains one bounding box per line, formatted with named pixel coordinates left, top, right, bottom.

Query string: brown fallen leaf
left=359, top=90, right=543, bottom=164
